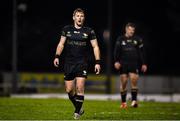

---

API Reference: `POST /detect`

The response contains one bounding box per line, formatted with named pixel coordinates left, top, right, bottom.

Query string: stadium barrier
left=1, top=72, right=180, bottom=95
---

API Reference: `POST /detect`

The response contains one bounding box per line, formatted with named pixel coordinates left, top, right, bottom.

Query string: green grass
left=0, top=98, right=180, bottom=120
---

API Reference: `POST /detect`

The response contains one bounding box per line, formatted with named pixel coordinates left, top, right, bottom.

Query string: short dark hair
left=125, top=22, right=136, bottom=28
left=73, top=8, right=85, bottom=16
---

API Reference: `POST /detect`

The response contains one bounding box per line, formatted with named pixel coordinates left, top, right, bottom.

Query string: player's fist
left=114, top=62, right=121, bottom=70
left=54, top=58, right=59, bottom=67
left=95, top=64, right=101, bottom=75
left=141, top=64, right=147, bottom=73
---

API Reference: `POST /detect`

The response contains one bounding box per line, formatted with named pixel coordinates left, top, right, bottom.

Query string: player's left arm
left=90, top=39, right=101, bottom=74
left=138, top=38, right=147, bottom=73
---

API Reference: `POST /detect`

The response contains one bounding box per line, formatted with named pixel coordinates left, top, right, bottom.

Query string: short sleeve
left=117, top=36, right=122, bottom=42
left=89, top=29, right=97, bottom=40
left=61, top=26, right=68, bottom=37
left=138, top=37, right=144, bottom=48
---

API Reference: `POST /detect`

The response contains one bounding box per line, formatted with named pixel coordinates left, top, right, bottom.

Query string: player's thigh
left=120, top=74, right=128, bottom=88
left=65, top=80, right=74, bottom=93
left=75, top=77, right=86, bottom=94
left=76, top=77, right=85, bottom=89
left=129, top=73, right=139, bottom=85
left=120, top=74, right=128, bottom=82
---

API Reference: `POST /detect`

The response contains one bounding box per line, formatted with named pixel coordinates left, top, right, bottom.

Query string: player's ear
left=73, top=16, right=75, bottom=21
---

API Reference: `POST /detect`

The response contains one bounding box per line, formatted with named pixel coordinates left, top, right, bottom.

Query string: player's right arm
left=114, top=38, right=121, bottom=70
left=137, top=37, right=147, bottom=73
left=54, top=36, right=66, bottom=67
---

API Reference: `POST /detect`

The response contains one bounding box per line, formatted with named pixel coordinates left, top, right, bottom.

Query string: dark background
left=0, top=0, right=180, bottom=76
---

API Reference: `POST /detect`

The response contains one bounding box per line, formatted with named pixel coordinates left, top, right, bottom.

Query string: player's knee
left=76, top=87, right=84, bottom=94
left=120, top=79, right=127, bottom=89
left=131, top=87, right=138, bottom=92
left=120, top=87, right=127, bottom=92
left=130, top=75, right=138, bottom=82
left=120, top=76, right=127, bottom=81
left=120, top=88, right=127, bottom=94
left=121, top=84, right=127, bottom=90
left=131, top=85, right=138, bottom=88
left=65, top=88, right=73, bottom=93
left=131, top=80, right=138, bottom=88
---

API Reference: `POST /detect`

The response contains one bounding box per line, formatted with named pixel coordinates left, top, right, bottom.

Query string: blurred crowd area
left=0, top=0, right=180, bottom=75
left=1, top=0, right=180, bottom=95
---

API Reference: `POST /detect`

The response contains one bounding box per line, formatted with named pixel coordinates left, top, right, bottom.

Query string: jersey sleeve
left=61, top=26, right=68, bottom=37
left=114, top=36, right=122, bottom=63
left=137, top=37, right=146, bottom=65
left=138, top=37, right=144, bottom=48
left=89, top=29, right=97, bottom=40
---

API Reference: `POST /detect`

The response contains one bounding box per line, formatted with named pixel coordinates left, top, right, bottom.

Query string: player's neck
left=74, top=24, right=82, bottom=29
left=125, top=33, right=132, bottom=38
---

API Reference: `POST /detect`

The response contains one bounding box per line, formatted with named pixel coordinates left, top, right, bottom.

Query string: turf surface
left=0, top=98, right=180, bottom=120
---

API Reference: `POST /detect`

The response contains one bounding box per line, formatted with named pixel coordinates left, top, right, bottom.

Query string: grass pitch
left=0, top=98, right=180, bottom=120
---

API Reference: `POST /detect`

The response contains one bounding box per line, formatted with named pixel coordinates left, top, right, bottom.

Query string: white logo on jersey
left=127, top=39, right=132, bottom=42
left=133, top=40, right=137, bottom=45
left=122, top=41, right=126, bottom=45
left=74, top=31, right=80, bottom=34
left=83, top=33, right=88, bottom=37
left=83, top=70, right=87, bottom=75
left=66, top=31, right=71, bottom=37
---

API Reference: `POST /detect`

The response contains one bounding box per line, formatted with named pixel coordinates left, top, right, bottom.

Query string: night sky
left=0, top=0, right=180, bottom=76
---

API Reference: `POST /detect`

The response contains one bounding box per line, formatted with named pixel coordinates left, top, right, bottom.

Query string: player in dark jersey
left=53, top=8, right=101, bottom=119
left=114, top=23, right=147, bottom=108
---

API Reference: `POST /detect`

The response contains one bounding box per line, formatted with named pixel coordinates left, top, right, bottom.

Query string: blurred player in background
left=53, top=8, right=101, bottom=119
left=114, top=23, right=147, bottom=108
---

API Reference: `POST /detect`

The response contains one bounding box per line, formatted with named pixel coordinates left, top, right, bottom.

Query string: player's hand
left=114, top=62, right=121, bottom=70
left=54, top=58, right=59, bottom=67
left=95, top=64, right=101, bottom=75
left=141, top=64, right=147, bottom=73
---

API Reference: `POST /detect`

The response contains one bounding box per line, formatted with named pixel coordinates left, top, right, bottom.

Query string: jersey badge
left=83, top=70, right=87, bottom=75
left=133, top=40, right=137, bottom=45
left=122, top=41, right=126, bottom=45
left=82, top=33, right=88, bottom=39
left=66, top=31, right=71, bottom=37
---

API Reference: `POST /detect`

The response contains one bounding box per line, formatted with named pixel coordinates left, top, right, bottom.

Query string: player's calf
left=68, top=93, right=77, bottom=108
left=131, top=88, right=138, bottom=108
left=120, top=89, right=127, bottom=109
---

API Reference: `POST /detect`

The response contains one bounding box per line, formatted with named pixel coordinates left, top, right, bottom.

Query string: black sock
left=75, top=95, right=84, bottom=113
left=120, top=90, right=127, bottom=103
left=131, top=88, right=138, bottom=101
left=68, top=93, right=77, bottom=108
